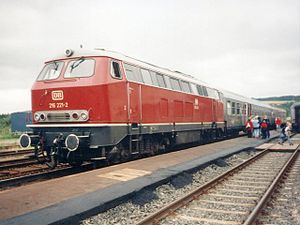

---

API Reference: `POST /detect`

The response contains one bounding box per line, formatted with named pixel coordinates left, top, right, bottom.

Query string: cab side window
left=111, top=61, right=122, bottom=79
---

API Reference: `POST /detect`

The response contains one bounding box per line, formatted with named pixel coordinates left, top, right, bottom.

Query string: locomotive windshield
left=37, top=58, right=95, bottom=81
left=37, top=61, right=64, bottom=81
left=64, top=58, right=95, bottom=78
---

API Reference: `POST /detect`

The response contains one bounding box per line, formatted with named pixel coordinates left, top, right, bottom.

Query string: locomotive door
left=212, top=100, right=217, bottom=122
left=127, top=82, right=141, bottom=124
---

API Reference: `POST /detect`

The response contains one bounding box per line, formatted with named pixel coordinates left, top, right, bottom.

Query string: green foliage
left=0, top=114, right=10, bottom=128
left=256, top=95, right=300, bottom=118
left=256, top=95, right=300, bottom=102
left=0, top=114, right=17, bottom=139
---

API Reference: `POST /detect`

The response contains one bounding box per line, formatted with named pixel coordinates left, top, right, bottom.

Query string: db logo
left=52, top=90, right=64, bottom=101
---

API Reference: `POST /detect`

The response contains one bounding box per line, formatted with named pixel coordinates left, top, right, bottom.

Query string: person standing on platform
left=285, top=120, right=293, bottom=145
left=275, top=117, right=282, bottom=131
left=245, top=118, right=253, bottom=138
left=261, top=119, right=268, bottom=139
left=252, top=116, right=260, bottom=138
left=264, top=116, right=270, bottom=139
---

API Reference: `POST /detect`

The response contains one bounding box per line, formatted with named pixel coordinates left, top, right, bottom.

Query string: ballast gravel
left=81, top=150, right=257, bottom=225
left=256, top=155, right=300, bottom=225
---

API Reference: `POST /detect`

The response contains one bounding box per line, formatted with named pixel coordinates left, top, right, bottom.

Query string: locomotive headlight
left=72, top=112, right=79, bottom=120
left=65, top=49, right=74, bottom=57
left=34, top=113, right=40, bottom=122
left=40, top=113, right=46, bottom=121
left=80, top=112, right=88, bottom=120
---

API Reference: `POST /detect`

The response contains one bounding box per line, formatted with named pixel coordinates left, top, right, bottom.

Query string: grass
left=0, top=114, right=20, bottom=140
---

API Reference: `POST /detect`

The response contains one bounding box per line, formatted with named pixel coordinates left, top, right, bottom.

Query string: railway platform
left=0, top=132, right=282, bottom=225
left=256, top=135, right=300, bottom=151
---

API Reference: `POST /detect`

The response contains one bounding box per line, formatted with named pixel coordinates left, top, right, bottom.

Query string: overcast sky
left=0, top=0, right=299, bottom=113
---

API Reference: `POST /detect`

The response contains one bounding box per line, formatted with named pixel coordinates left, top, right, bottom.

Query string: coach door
left=247, top=104, right=252, bottom=118
left=128, top=82, right=141, bottom=124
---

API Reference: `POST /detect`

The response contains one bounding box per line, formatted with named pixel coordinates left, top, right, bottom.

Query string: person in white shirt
left=285, top=122, right=293, bottom=145
left=252, top=116, right=260, bottom=138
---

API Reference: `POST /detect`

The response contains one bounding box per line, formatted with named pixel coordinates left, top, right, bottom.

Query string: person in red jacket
left=245, top=118, right=253, bottom=138
left=261, top=119, right=268, bottom=139
left=275, top=117, right=282, bottom=131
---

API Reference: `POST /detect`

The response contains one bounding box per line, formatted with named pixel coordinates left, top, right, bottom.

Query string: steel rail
left=135, top=145, right=275, bottom=225
left=243, top=146, right=299, bottom=225
left=0, top=149, right=34, bottom=157
left=0, top=158, right=39, bottom=170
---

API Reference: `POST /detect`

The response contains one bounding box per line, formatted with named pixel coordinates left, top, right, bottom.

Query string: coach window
left=227, top=101, right=231, bottom=115
left=110, top=61, right=122, bottom=79
left=64, top=59, right=95, bottom=78
left=124, top=63, right=143, bottom=83
left=170, top=78, right=181, bottom=91
left=141, top=69, right=152, bottom=85
left=181, top=81, right=191, bottom=93
left=156, top=73, right=166, bottom=88
left=236, top=103, right=240, bottom=114
left=231, top=102, right=236, bottom=115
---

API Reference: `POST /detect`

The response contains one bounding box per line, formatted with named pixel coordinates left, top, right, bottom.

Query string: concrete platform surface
left=0, top=133, right=277, bottom=225
left=256, top=143, right=300, bottom=150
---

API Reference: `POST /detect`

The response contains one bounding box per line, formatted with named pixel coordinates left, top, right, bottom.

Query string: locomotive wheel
left=119, top=144, right=130, bottom=162
left=69, top=160, right=83, bottom=167
left=67, top=151, right=83, bottom=167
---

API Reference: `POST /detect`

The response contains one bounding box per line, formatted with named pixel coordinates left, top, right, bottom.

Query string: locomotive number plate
left=49, top=102, right=69, bottom=109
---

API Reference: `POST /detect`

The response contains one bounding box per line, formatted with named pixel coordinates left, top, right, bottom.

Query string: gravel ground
left=256, top=155, right=300, bottom=225
left=159, top=152, right=291, bottom=225
left=81, top=150, right=257, bottom=225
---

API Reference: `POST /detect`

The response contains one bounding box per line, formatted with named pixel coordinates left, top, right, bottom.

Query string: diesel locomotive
left=19, top=49, right=286, bottom=168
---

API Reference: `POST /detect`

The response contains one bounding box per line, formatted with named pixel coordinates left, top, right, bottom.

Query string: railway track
left=0, top=158, right=39, bottom=170
left=0, top=148, right=34, bottom=157
left=256, top=147, right=300, bottom=224
left=136, top=145, right=299, bottom=225
left=0, top=162, right=94, bottom=189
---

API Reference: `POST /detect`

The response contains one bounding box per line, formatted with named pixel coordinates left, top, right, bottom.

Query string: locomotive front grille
left=47, top=112, right=71, bottom=121
left=33, top=110, right=89, bottom=123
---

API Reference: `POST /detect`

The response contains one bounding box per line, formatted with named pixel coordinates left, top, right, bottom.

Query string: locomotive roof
left=53, top=48, right=285, bottom=113
left=54, top=48, right=215, bottom=89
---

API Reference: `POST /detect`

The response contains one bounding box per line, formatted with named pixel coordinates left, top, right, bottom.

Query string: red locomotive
left=20, top=49, right=286, bottom=168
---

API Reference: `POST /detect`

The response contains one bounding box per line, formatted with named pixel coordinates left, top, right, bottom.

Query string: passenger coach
left=291, top=102, right=300, bottom=132
left=19, top=49, right=285, bottom=168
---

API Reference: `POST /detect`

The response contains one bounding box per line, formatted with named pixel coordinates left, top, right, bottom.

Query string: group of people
left=245, top=115, right=270, bottom=139
left=245, top=116, right=293, bottom=145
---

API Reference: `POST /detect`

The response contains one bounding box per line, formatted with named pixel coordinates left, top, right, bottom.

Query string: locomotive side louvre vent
left=34, top=110, right=89, bottom=122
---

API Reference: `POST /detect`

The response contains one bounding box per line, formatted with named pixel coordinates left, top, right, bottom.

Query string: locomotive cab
left=21, top=49, right=129, bottom=167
